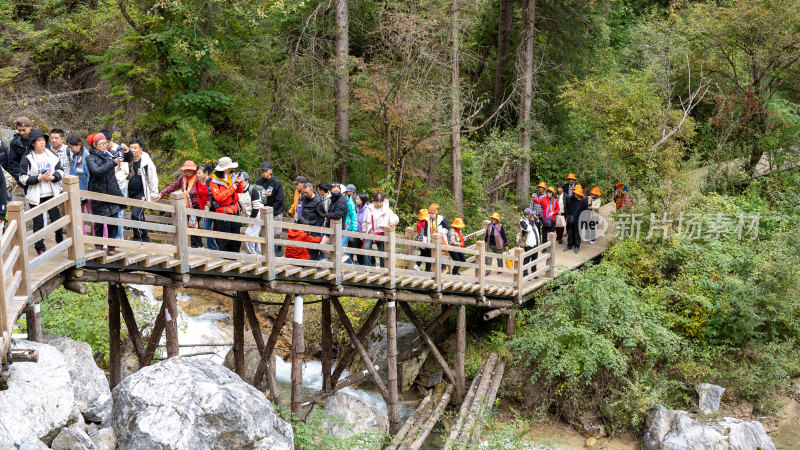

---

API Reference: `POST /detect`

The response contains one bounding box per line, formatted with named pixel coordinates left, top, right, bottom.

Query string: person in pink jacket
left=363, top=193, right=399, bottom=267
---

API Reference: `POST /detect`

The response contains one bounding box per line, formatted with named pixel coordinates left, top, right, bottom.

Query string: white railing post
left=433, top=233, right=442, bottom=292
left=476, top=240, right=486, bottom=296
left=261, top=207, right=275, bottom=280
left=63, top=175, right=85, bottom=266
left=386, top=227, right=396, bottom=289
left=7, top=202, right=29, bottom=298
left=515, top=247, right=525, bottom=300
left=331, top=219, right=342, bottom=285
left=170, top=192, right=189, bottom=273
left=0, top=243, right=7, bottom=346
left=548, top=232, right=557, bottom=279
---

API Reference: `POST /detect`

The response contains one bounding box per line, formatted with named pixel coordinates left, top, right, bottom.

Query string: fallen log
left=443, top=352, right=498, bottom=449
left=386, top=388, right=436, bottom=449
left=458, top=358, right=506, bottom=446
left=407, top=383, right=454, bottom=450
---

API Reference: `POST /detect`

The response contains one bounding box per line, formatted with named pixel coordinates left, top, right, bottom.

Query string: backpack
left=251, top=184, right=268, bottom=205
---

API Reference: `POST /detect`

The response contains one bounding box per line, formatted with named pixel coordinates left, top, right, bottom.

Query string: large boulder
left=695, top=383, right=725, bottom=415
left=50, top=425, right=94, bottom=450
left=42, top=335, right=113, bottom=424
left=323, top=392, right=388, bottom=439
left=352, top=323, right=428, bottom=391
left=112, top=357, right=293, bottom=449
left=0, top=339, right=74, bottom=446
left=642, top=405, right=775, bottom=450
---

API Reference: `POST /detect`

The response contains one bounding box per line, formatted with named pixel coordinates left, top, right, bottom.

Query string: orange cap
left=418, top=209, right=429, bottom=221
left=536, top=181, right=547, bottom=189
left=573, top=186, right=584, bottom=197
left=451, top=218, right=465, bottom=229
left=489, top=212, right=501, bottom=221
left=567, top=173, right=577, bottom=180
left=590, top=187, right=601, bottom=197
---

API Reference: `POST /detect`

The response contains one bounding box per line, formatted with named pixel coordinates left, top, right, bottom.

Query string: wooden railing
left=0, top=176, right=558, bottom=366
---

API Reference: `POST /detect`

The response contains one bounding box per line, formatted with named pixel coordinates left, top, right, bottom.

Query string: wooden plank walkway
left=0, top=176, right=616, bottom=368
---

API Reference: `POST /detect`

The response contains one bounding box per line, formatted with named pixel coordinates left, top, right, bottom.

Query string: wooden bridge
left=0, top=175, right=614, bottom=446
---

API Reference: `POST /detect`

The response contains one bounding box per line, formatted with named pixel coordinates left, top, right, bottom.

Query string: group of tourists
left=0, top=117, right=606, bottom=281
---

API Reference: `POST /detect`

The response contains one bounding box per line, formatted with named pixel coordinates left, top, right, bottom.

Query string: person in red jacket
left=196, top=164, right=216, bottom=250
left=530, top=185, right=552, bottom=248
left=208, top=157, right=245, bottom=252
left=285, top=217, right=323, bottom=260
left=540, top=186, right=560, bottom=251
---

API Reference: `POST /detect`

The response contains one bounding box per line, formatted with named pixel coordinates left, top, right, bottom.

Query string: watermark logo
left=578, top=210, right=609, bottom=241
left=615, top=212, right=760, bottom=241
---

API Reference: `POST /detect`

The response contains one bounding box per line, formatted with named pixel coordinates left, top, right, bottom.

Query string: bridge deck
left=0, top=176, right=615, bottom=366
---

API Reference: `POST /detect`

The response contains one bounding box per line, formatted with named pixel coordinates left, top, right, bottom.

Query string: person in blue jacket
left=66, top=135, right=91, bottom=235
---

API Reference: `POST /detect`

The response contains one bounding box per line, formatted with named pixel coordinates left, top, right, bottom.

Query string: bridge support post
left=163, top=286, right=179, bottom=358
left=23, top=304, right=42, bottom=342
left=456, top=304, right=466, bottom=402
left=386, top=300, right=399, bottom=435
left=321, top=296, right=333, bottom=392
left=108, top=284, right=121, bottom=388
left=291, top=295, right=305, bottom=433
left=232, top=292, right=245, bottom=378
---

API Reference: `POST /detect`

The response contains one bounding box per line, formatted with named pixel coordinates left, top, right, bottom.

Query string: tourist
left=49, top=129, right=71, bottom=187
left=364, top=193, right=398, bottom=268
left=317, top=182, right=331, bottom=212
left=324, top=184, right=348, bottom=262
left=555, top=183, right=567, bottom=244
left=256, top=162, right=284, bottom=246
left=483, top=212, right=507, bottom=275
left=125, top=140, right=159, bottom=242
left=541, top=185, right=559, bottom=250
left=586, top=187, right=602, bottom=244
left=613, top=182, right=633, bottom=210
left=154, top=160, right=203, bottom=248
left=197, top=164, right=217, bottom=251
left=564, top=185, right=588, bottom=253
left=0, top=136, right=13, bottom=198
left=19, top=130, right=64, bottom=255
left=342, top=184, right=358, bottom=263
left=300, top=182, right=325, bottom=260
left=565, top=173, right=577, bottom=197
left=66, top=135, right=90, bottom=234
left=288, top=175, right=307, bottom=220
left=428, top=203, right=450, bottom=243
left=208, top=157, right=246, bottom=253
left=234, top=172, right=264, bottom=255
left=519, top=208, right=541, bottom=277
left=414, top=209, right=432, bottom=271
left=9, top=116, right=45, bottom=188
left=86, top=132, right=130, bottom=255
left=448, top=218, right=466, bottom=275
left=102, top=130, right=128, bottom=240
left=285, top=216, right=323, bottom=260
left=348, top=193, right=370, bottom=265
left=529, top=181, right=549, bottom=247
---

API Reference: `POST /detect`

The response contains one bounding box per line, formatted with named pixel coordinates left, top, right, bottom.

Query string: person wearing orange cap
left=414, top=208, right=432, bottom=271
left=530, top=181, right=554, bottom=249
left=448, top=218, right=466, bottom=275
left=586, top=187, right=602, bottom=244
left=555, top=183, right=567, bottom=244
left=565, top=173, right=578, bottom=198
left=483, top=212, right=508, bottom=275
left=154, top=160, right=206, bottom=248
left=564, top=184, right=588, bottom=253
left=541, top=186, right=560, bottom=247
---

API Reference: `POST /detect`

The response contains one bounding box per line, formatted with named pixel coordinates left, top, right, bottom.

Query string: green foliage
left=39, top=284, right=118, bottom=365
left=277, top=405, right=387, bottom=449
left=510, top=176, right=800, bottom=431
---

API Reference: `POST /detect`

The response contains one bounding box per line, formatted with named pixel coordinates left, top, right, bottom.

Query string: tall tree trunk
left=334, top=0, right=350, bottom=182
left=451, top=0, right=464, bottom=215
left=493, top=0, right=514, bottom=108
left=516, top=0, right=535, bottom=205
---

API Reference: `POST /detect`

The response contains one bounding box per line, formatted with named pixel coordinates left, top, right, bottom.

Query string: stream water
left=128, top=285, right=800, bottom=449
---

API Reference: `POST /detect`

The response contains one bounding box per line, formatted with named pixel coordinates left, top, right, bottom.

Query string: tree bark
left=493, top=0, right=514, bottom=108
left=450, top=0, right=464, bottom=215
left=516, top=0, right=536, bottom=205
left=334, top=0, right=350, bottom=182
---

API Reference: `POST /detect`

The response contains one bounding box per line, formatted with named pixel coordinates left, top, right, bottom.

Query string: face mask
left=332, top=192, right=342, bottom=200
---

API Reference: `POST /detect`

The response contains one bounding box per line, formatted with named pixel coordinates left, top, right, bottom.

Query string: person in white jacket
left=363, top=193, right=399, bottom=267
left=126, top=139, right=159, bottom=242
left=519, top=208, right=542, bottom=278
left=19, top=130, right=65, bottom=255
left=238, top=172, right=265, bottom=255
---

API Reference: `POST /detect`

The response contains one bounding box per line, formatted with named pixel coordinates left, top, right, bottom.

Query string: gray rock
left=223, top=332, right=266, bottom=390
left=112, top=357, right=293, bottom=449
left=88, top=428, right=117, bottom=450
left=0, top=339, right=74, bottom=445
left=51, top=426, right=95, bottom=450
left=14, top=438, right=49, bottom=450
left=43, top=335, right=113, bottom=424
left=695, top=383, right=725, bottom=415
left=642, top=405, right=775, bottom=450
left=353, top=323, right=428, bottom=391
left=323, top=392, right=388, bottom=439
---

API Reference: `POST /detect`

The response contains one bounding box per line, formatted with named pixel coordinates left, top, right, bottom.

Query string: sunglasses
left=15, top=122, right=30, bottom=127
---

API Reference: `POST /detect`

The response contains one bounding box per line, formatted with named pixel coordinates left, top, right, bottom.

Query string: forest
left=3, top=0, right=800, bottom=444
